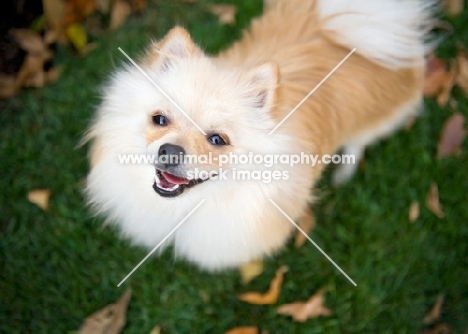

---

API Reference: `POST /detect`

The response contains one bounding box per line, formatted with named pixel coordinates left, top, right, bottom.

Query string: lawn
left=1, top=0, right=467, bottom=333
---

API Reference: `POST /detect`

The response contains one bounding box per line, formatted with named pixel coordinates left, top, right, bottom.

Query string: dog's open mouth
left=153, top=169, right=206, bottom=198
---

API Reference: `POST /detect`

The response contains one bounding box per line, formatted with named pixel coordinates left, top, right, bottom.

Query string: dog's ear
left=245, top=62, right=279, bottom=113
left=146, top=27, right=202, bottom=71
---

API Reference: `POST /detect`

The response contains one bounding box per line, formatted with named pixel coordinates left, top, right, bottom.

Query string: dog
left=85, top=0, right=435, bottom=271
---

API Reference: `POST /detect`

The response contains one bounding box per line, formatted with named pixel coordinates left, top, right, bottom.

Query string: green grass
left=1, top=0, right=467, bottom=333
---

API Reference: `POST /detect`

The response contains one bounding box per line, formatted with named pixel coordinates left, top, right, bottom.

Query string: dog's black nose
left=158, top=144, right=185, bottom=166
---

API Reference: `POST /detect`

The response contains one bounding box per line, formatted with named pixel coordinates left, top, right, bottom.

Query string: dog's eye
left=208, top=134, right=226, bottom=146
left=152, top=115, right=168, bottom=126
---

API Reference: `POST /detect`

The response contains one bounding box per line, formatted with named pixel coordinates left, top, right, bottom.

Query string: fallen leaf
left=437, top=113, right=466, bottom=158
left=8, top=29, right=57, bottom=94
left=78, top=42, right=98, bottom=56
left=423, top=294, right=444, bottom=325
left=110, top=0, right=132, bottom=29
left=277, top=288, right=332, bottom=322
left=423, top=323, right=453, bottom=334
left=409, top=201, right=420, bottom=222
left=78, top=289, right=132, bottom=334
left=128, top=0, right=147, bottom=13
left=240, top=259, right=264, bottom=284
left=97, top=0, right=112, bottom=13
left=238, top=265, right=288, bottom=305
left=424, top=56, right=449, bottom=97
left=208, top=4, right=237, bottom=25
left=455, top=51, right=468, bottom=95
left=42, top=0, right=67, bottom=41
left=437, top=60, right=457, bottom=107
left=11, top=29, right=45, bottom=54
left=148, top=325, right=161, bottom=334
left=45, top=67, right=61, bottom=84
left=426, top=183, right=444, bottom=218
left=64, top=0, right=98, bottom=26
left=405, top=116, right=416, bottom=130
left=442, top=0, right=464, bottom=15
left=66, top=23, right=88, bottom=50
left=0, top=74, right=16, bottom=99
left=225, top=327, right=259, bottom=334
left=295, top=207, right=316, bottom=247
left=28, top=189, right=51, bottom=211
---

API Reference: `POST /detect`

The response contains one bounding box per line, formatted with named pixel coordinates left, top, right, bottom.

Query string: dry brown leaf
left=97, top=0, right=112, bottom=13
left=11, top=29, right=45, bottom=54
left=423, top=323, right=453, bottom=334
left=78, top=289, right=132, bottom=334
left=424, top=56, right=449, bottom=97
left=42, top=0, right=67, bottom=41
left=277, top=288, right=332, bottom=322
left=238, top=265, right=288, bottom=305
left=409, top=201, right=420, bottom=223
left=208, top=4, right=237, bottom=25
left=110, top=0, right=132, bottom=29
left=240, top=259, right=264, bottom=285
left=64, top=0, right=98, bottom=26
left=128, top=0, right=147, bottom=13
left=148, top=325, right=161, bottom=334
left=45, top=68, right=61, bottom=84
left=426, top=183, right=444, bottom=218
left=437, top=113, right=467, bottom=158
left=0, top=74, right=16, bottom=99
left=456, top=51, right=468, bottom=94
left=423, top=294, right=444, bottom=325
left=15, top=54, right=45, bottom=89
left=442, top=0, right=464, bottom=15
left=28, top=189, right=51, bottom=211
left=225, top=327, right=259, bottom=334
left=295, top=207, right=316, bottom=247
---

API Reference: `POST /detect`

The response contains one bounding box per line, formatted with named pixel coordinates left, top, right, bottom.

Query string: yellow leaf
left=426, top=183, right=444, bottom=218
left=238, top=265, right=288, bottom=305
left=66, top=23, right=87, bottom=50
left=240, top=259, right=264, bottom=285
left=409, top=201, right=420, bottom=223
left=28, top=189, right=51, bottom=211
left=423, top=294, right=444, bottom=325
left=225, top=327, right=259, bottom=334
left=148, top=325, right=161, bottom=334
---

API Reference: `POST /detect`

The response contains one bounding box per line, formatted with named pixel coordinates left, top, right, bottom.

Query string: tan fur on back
left=218, top=0, right=424, bottom=173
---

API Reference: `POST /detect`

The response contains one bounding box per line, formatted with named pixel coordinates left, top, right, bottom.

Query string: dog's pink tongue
left=162, top=172, right=190, bottom=185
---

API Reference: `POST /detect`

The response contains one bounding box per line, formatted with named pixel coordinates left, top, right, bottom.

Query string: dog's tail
left=316, top=0, right=438, bottom=69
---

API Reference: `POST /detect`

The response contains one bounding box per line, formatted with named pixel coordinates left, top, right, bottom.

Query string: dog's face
left=133, top=27, right=280, bottom=198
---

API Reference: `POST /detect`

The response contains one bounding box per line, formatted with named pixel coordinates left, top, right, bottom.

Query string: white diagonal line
left=117, top=199, right=206, bottom=287
left=118, top=47, right=207, bottom=135
left=269, top=48, right=356, bottom=135
left=269, top=199, right=357, bottom=286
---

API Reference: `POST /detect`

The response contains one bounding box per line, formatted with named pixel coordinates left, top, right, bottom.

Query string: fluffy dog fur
left=85, top=0, right=435, bottom=270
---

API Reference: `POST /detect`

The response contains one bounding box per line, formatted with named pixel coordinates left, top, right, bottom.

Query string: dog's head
left=123, top=27, right=281, bottom=198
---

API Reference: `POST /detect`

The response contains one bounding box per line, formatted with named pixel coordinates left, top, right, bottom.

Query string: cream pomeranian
left=85, top=0, right=435, bottom=271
